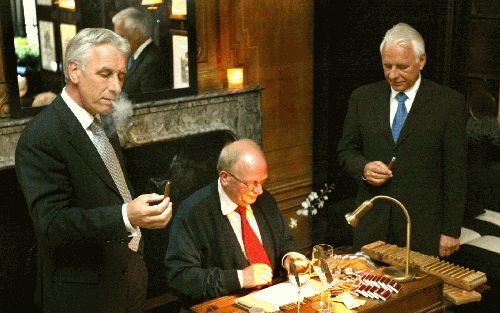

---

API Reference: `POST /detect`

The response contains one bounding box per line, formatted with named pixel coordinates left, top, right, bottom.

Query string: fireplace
left=0, top=87, right=262, bottom=309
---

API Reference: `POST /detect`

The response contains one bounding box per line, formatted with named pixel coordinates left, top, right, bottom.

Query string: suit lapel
left=54, top=98, right=122, bottom=198
left=395, top=79, right=434, bottom=146
left=373, top=85, right=394, bottom=146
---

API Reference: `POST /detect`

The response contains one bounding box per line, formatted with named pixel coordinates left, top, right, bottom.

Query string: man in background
left=15, top=28, right=172, bottom=313
left=337, top=23, right=467, bottom=257
left=165, top=139, right=308, bottom=305
left=113, top=6, right=169, bottom=95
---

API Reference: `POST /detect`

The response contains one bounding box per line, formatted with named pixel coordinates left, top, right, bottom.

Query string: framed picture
left=60, top=23, right=76, bottom=59
left=37, top=0, right=52, bottom=6
left=38, top=20, right=57, bottom=72
left=172, top=32, right=189, bottom=89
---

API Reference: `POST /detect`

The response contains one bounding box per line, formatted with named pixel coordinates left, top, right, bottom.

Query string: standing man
left=165, top=139, right=308, bottom=305
left=15, top=28, right=172, bottom=313
left=337, top=23, right=467, bottom=257
left=112, top=6, right=169, bottom=95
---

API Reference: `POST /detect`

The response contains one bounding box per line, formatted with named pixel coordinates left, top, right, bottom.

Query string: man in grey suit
left=113, top=7, right=169, bottom=95
left=15, top=28, right=172, bottom=313
left=337, top=23, right=467, bottom=257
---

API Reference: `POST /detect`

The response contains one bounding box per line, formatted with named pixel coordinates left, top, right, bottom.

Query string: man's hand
left=127, top=194, right=173, bottom=229
left=439, top=234, right=460, bottom=257
left=242, top=264, right=273, bottom=288
left=283, top=252, right=310, bottom=273
left=363, top=161, right=392, bottom=186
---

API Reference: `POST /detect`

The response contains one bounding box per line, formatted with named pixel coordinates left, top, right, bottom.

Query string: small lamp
left=345, top=195, right=418, bottom=282
left=57, top=0, right=76, bottom=10
left=141, top=0, right=163, bottom=5
left=227, top=67, right=244, bottom=89
left=171, top=0, right=187, bottom=16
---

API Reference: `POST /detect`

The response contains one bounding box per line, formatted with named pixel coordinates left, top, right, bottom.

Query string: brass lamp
left=345, top=195, right=418, bottom=282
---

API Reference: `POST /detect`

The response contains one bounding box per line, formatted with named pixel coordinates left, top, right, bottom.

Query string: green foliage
left=14, top=37, right=39, bottom=61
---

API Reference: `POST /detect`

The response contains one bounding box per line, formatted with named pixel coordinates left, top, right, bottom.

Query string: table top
left=191, top=274, right=445, bottom=313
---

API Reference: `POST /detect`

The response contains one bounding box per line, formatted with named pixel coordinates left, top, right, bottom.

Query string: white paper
left=236, top=280, right=323, bottom=312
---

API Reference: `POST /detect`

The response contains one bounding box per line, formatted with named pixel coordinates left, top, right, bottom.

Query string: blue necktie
left=392, top=92, right=408, bottom=142
left=127, top=57, right=135, bottom=70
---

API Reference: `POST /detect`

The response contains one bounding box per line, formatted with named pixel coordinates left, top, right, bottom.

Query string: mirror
left=2, top=0, right=197, bottom=118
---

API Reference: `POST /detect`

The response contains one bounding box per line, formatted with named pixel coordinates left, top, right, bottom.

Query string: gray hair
left=380, top=23, right=426, bottom=60
left=112, top=7, right=153, bottom=39
left=217, top=139, right=264, bottom=173
left=63, top=28, right=130, bottom=81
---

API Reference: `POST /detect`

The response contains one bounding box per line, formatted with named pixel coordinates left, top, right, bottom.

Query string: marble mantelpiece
left=0, top=86, right=262, bottom=170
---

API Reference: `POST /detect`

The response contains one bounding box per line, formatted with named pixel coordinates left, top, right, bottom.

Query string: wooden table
left=190, top=274, right=445, bottom=313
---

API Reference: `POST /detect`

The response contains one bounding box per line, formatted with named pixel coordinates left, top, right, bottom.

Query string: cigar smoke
left=111, top=93, right=133, bottom=146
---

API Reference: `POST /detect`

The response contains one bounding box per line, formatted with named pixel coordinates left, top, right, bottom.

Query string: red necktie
left=236, top=205, right=272, bottom=271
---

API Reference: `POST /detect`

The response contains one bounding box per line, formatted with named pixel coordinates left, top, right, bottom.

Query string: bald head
left=217, top=139, right=266, bottom=174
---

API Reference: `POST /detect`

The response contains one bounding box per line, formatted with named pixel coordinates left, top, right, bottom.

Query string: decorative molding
left=268, top=175, right=312, bottom=210
left=0, top=82, right=10, bottom=117
left=0, top=117, right=28, bottom=169
left=123, top=87, right=262, bottom=148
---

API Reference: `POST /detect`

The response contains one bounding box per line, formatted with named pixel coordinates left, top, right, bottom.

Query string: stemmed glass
left=311, top=244, right=341, bottom=312
left=288, top=257, right=311, bottom=313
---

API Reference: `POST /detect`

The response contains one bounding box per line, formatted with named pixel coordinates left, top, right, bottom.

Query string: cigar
left=163, top=180, right=172, bottom=198
left=388, top=156, right=396, bottom=170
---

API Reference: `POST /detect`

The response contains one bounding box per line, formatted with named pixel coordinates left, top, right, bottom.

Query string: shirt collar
left=61, top=87, right=96, bottom=129
left=218, top=178, right=246, bottom=216
left=390, top=74, right=421, bottom=101
left=133, top=38, right=153, bottom=60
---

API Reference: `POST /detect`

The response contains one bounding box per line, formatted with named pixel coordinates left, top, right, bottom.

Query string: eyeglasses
left=226, top=171, right=267, bottom=191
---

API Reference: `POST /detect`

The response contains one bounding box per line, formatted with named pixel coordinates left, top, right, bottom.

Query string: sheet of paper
left=235, top=279, right=322, bottom=312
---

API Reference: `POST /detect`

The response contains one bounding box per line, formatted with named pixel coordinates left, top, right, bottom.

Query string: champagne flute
left=311, top=244, right=335, bottom=312
left=288, top=257, right=311, bottom=313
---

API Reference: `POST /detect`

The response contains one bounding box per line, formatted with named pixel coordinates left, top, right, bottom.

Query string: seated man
left=165, top=139, right=307, bottom=304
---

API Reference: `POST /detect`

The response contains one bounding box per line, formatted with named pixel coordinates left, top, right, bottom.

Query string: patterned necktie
left=236, top=205, right=272, bottom=271
left=392, top=92, right=409, bottom=142
left=89, top=119, right=141, bottom=251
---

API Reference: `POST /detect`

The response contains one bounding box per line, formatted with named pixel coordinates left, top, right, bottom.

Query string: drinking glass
left=311, top=244, right=341, bottom=312
left=288, top=258, right=311, bottom=313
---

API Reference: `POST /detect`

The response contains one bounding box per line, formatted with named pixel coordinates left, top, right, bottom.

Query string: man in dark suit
left=112, top=6, right=169, bottom=95
left=337, top=23, right=467, bottom=257
left=165, top=139, right=309, bottom=304
left=15, top=28, right=172, bottom=313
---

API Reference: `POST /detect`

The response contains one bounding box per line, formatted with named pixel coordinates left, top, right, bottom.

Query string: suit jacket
left=123, top=42, right=169, bottom=95
left=165, top=181, right=296, bottom=303
left=15, top=96, right=144, bottom=313
left=337, top=78, right=467, bottom=256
